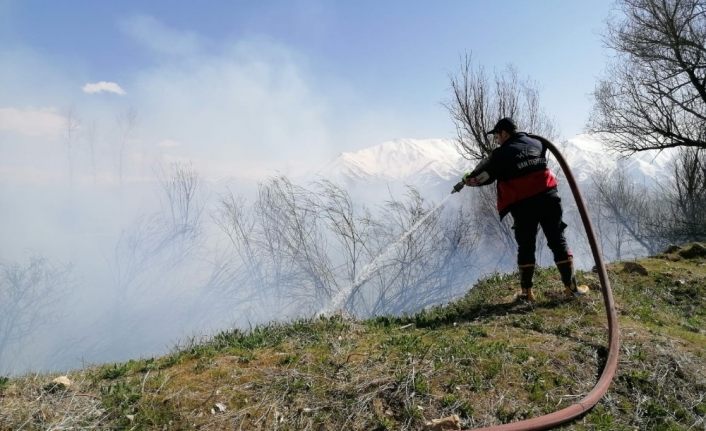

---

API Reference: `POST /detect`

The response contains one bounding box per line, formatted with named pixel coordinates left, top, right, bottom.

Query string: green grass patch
left=2, top=249, right=705, bottom=430
left=97, top=362, right=130, bottom=380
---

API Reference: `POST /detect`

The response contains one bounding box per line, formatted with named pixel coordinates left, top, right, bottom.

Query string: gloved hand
left=451, top=171, right=472, bottom=194
left=464, top=171, right=489, bottom=186
left=463, top=171, right=479, bottom=186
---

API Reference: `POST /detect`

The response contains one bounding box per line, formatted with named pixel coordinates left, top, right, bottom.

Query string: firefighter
left=461, top=117, right=588, bottom=302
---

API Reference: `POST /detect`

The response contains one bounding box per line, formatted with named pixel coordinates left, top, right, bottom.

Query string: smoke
left=320, top=193, right=457, bottom=316
left=0, top=17, right=480, bottom=379
left=0, top=15, right=416, bottom=375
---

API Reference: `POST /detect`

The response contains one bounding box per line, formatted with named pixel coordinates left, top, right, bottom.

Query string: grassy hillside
left=1, top=244, right=705, bottom=430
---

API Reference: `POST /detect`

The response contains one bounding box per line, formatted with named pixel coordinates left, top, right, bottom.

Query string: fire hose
left=455, top=135, right=620, bottom=430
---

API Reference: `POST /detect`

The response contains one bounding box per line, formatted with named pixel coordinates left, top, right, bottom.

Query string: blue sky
left=1, top=0, right=616, bottom=178
left=0, top=0, right=620, bottom=374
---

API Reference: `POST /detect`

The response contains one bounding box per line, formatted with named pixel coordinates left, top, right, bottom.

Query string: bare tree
left=445, top=54, right=558, bottom=161
left=0, top=257, right=69, bottom=372
left=588, top=176, right=634, bottom=260
left=467, top=187, right=516, bottom=265
left=159, top=161, right=203, bottom=237
left=215, top=192, right=261, bottom=286
left=664, top=147, right=706, bottom=240
left=345, top=188, right=481, bottom=316
left=63, top=107, right=81, bottom=188
left=110, top=163, right=204, bottom=333
left=215, top=177, right=337, bottom=314
left=592, top=168, right=667, bottom=254
left=445, top=55, right=559, bottom=264
left=214, top=178, right=483, bottom=318
left=259, top=178, right=336, bottom=306
left=86, top=120, right=98, bottom=181
left=115, top=107, right=137, bottom=185
left=214, top=191, right=273, bottom=309
left=589, top=0, right=706, bottom=153
left=111, top=214, right=166, bottom=305
left=312, top=180, right=376, bottom=285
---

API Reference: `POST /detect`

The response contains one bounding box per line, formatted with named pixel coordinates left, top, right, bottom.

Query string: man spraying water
left=452, top=117, right=589, bottom=302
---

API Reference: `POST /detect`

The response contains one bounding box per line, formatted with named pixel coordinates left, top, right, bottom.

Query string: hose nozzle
left=451, top=181, right=465, bottom=194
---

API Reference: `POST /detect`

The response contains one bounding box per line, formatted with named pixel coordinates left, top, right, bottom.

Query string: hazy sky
left=1, top=0, right=616, bottom=179
left=1, top=0, right=623, bottom=374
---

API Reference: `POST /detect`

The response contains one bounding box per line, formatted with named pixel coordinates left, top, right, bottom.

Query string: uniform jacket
left=468, top=132, right=558, bottom=217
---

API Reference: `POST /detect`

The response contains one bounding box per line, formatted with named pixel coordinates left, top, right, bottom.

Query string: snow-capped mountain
left=315, top=134, right=674, bottom=197
left=556, top=134, right=673, bottom=187
left=317, top=138, right=465, bottom=185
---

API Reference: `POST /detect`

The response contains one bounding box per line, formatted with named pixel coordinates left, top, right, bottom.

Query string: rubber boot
left=556, top=258, right=589, bottom=297
left=517, top=264, right=536, bottom=302
left=521, top=287, right=536, bottom=302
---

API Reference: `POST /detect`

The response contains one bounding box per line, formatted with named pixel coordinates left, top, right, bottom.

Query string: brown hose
left=463, top=135, right=620, bottom=431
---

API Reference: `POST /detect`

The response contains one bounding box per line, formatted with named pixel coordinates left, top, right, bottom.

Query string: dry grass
left=1, top=244, right=704, bottom=430
left=0, top=373, right=106, bottom=430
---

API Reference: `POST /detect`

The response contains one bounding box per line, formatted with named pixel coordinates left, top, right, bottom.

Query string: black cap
left=486, top=117, right=517, bottom=135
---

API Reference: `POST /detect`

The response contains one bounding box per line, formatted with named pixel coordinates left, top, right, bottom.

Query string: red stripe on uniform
left=496, top=169, right=558, bottom=215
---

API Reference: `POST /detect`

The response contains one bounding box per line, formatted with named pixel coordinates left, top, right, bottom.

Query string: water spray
left=319, top=192, right=457, bottom=316
left=321, top=135, right=619, bottom=430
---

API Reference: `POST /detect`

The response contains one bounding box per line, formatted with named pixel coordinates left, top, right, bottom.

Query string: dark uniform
left=465, top=127, right=576, bottom=294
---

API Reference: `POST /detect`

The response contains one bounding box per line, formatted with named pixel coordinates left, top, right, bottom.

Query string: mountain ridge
left=313, top=134, right=674, bottom=193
